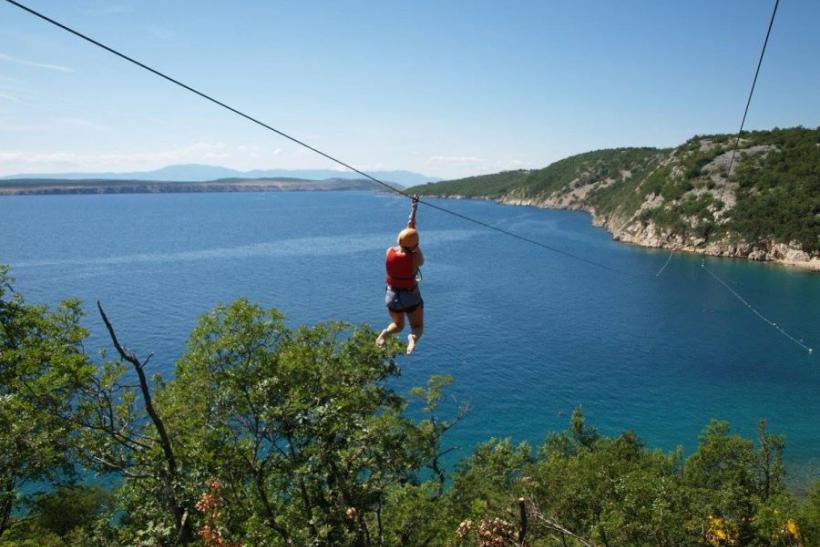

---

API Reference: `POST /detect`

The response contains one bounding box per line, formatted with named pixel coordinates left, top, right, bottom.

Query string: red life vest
left=385, top=247, right=416, bottom=289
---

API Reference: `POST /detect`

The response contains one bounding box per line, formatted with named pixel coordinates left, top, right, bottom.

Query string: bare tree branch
left=86, top=454, right=153, bottom=480
left=97, top=301, right=192, bottom=545
left=531, top=509, right=596, bottom=547
left=97, top=301, right=177, bottom=475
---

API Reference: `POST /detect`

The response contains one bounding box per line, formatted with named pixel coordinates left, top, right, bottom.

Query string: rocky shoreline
left=435, top=194, right=820, bottom=272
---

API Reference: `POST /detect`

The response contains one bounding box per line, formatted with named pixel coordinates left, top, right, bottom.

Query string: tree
left=683, top=420, right=787, bottom=544
left=149, top=298, right=447, bottom=545
left=0, top=266, right=93, bottom=539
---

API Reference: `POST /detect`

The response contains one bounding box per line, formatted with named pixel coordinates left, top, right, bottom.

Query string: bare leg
left=406, top=305, right=424, bottom=355
left=376, top=310, right=405, bottom=347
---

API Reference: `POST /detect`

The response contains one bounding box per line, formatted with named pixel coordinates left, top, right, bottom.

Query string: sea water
left=2, top=191, right=818, bottom=484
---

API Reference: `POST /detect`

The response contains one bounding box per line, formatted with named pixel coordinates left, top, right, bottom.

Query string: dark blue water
left=2, top=192, right=818, bottom=482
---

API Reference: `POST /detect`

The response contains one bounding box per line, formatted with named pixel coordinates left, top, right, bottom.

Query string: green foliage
left=0, top=266, right=94, bottom=540
left=443, top=411, right=805, bottom=546
left=410, top=169, right=531, bottom=198
left=147, top=299, right=445, bottom=545
left=2, top=274, right=818, bottom=545
left=525, top=410, right=686, bottom=545
left=377, top=482, right=452, bottom=545
left=451, top=438, right=532, bottom=517
left=728, top=128, right=820, bottom=251
left=798, top=481, right=820, bottom=545
left=28, top=485, right=113, bottom=538
left=514, top=148, right=663, bottom=200
left=660, top=178, right=694, bottom=202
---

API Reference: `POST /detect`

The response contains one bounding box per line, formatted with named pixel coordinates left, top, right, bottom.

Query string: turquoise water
left=2, top=191, right=818, bottom=481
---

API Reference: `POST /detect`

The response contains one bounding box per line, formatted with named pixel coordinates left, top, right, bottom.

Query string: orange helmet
left=398, top=228, right=419, bottom=250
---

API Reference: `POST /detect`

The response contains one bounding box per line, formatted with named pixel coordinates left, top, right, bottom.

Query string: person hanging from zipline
left=376, top=195, right=424, bottom=355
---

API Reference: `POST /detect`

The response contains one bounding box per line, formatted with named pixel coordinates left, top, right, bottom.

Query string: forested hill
left=410, top=127, right=820, bottom=269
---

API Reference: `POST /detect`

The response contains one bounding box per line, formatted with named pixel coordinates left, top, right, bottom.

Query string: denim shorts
left=385, top=285, right=424, bottom=314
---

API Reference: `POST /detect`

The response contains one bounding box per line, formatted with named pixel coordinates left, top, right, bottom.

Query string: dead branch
left=518, top=498, right=528, bottom=546
left=516, top=498, right=596, bottom=547
left=534, top=513, right=595, bottom=547
left=97, top=302, right=178, bottom=475
left=97, top=301, right=192, bottom=544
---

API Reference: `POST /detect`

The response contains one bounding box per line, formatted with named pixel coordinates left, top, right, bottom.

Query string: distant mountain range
left=0, top=164, right=440, bottom=187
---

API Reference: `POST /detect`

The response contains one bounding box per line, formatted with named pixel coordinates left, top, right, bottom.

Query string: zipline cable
left=2, top=0, right=635, bottom=278
left=652, top=1, right=809, bottom=356
left=698, top=0, right=813, bottom=355
left=725, top=0, right=780, bottom=177
left=657, top=0, right=780, bottom=280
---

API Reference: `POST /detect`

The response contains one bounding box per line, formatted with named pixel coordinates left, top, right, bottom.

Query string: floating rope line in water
left=655, top=251, right=674, bottom=277
left=2, top=0, right=634, bottom=278
left=702, top=263, right=813, bottom=355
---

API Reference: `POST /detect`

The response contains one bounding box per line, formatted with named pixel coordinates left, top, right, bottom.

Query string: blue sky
left=1, top=0, right=818, bottom=179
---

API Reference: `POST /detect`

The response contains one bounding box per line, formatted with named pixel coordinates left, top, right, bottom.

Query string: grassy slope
left=409, top=169, right=531, bottom=198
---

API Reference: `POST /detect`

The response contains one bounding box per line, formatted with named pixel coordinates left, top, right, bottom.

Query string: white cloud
left=426, top=155, right=484, bottom=165
left=0, top=53, right=73, bottom=73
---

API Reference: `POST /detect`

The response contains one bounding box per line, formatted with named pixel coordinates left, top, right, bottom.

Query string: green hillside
left=410, top=148, right=665, bottom=200
left=411, top=127, right=820, bottom=256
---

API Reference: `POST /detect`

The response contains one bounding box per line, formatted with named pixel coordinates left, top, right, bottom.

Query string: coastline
left=428, top=193, right=820, bottom=272
left=0, top=178, right=398, bottom=196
